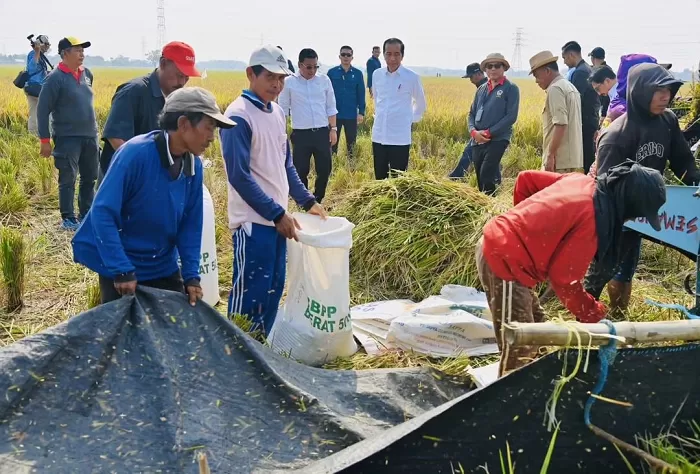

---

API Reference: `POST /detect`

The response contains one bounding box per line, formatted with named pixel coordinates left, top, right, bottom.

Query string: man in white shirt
left=278, top=48, right=338, bottom=203
left=370, top=38, right=427, bottom=180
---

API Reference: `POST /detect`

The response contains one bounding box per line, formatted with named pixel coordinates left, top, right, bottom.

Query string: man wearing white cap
left=220, top=45, right=327, bottom=336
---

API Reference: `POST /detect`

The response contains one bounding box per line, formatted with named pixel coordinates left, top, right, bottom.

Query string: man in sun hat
left=37, top=36, right=99, bottom=231
left=220, top=45, right=327, bottom=335
left=467, top=53, right=519, bottom=195
left=529, top=51, right=583, bottom=174
left=72, top=86, right=235, bottom=306
left=450, top=62, right=491, bottom=178
left=99, top=41, right=201, bottom=176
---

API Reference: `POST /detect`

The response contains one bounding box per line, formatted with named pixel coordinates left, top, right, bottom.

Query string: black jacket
left=570, top=60, right=600, bottom=129
left=596, top=63, right=700, bottom=185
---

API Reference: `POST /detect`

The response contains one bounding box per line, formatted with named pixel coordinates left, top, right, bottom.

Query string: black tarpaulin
left=0, top=287, right=471, bottom=473
left=302, top=345, right=700, bottom=473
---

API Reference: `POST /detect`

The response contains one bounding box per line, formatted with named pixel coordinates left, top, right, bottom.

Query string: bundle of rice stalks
left=334, top=172, right=505, bottom=302
left=0, top=227, right=27, bottom=313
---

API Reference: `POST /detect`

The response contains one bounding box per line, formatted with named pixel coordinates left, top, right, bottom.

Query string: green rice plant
left=0, top=172, right=28, bottom=215
left=0, top=227, right=27, bottom=312
left=32, top=157, right=55, bottom=195
left=642, top=421, right=700, bottom=473
left=85, top=282, right=101, bottom=309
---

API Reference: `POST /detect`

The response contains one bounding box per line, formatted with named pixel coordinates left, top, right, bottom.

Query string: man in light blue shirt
left=24, top=35, right=52, bottom=135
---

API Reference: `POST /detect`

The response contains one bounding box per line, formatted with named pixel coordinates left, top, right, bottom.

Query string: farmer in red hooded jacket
left=476, top=162, right=666, bottom=373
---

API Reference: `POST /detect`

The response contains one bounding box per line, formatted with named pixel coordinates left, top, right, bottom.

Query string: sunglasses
left=340, top=53, right=353, bottom=58
left=484, top=63, right=503, bottom=70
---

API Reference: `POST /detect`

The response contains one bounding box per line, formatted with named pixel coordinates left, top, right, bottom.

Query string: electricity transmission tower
left=157, top=0, right=166, bottom=50
left=512, top=27, right=524, bottom=71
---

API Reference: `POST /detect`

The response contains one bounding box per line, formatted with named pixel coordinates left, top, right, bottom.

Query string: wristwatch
left=330, top=126, right=338, bottom=131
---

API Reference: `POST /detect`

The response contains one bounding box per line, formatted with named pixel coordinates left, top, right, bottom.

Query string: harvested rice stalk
left=334, top=172, right=504, bottom=301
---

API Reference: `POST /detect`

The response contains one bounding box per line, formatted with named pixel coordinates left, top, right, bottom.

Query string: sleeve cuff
left=470, top=130, right=478, bottom=138
left=184, top=278, right=201, bottom=288
left=114, top=271, right=136, bottom=283
left=272, top=208, right=286, bottom=224
left=40, top=138, right=51, bottom=144
left=483, top=129, right=491, bottom=138
left=302, top=199, right=317, bottom=212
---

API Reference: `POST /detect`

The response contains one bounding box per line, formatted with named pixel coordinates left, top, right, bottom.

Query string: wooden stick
left=198, top=452, right=210, bottom=474
left=504, top=320, right=700, bottom=347
left=588, top=424, right=679, bottom=473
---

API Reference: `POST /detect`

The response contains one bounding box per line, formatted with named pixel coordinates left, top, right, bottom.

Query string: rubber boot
left=607, top=280, right=632, bottom=314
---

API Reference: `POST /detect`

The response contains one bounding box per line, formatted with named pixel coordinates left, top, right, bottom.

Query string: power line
left=512, top=27, right=524, bottom=71
left=156, top=0, right=166, bottom=50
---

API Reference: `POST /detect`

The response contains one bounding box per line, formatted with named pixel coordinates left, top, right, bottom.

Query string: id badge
left=475, top=107, right=484, bottom=122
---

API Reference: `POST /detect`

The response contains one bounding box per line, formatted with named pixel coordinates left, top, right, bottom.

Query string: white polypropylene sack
left=268, top=213, right=358, bottom=366
left=199, top=185, right=219, bottom=306
left=351, top=285, right=498, bottom=358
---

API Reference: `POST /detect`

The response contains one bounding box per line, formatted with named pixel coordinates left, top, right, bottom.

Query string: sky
left=1, top=0, right=699, bottom=72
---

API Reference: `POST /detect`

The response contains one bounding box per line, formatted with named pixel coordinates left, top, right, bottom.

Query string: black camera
left=27, top=34, right=36, bottom=47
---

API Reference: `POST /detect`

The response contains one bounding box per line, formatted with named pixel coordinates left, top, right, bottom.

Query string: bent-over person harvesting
left=476, top=162, right=666, bottom=375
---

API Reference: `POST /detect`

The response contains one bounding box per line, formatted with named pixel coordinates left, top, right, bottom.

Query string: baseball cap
left=588, top=47, right=605, bottom=60
left=659, top=63, right=673, bottom=70
left=58, top=37, right=91, bottom=54
left=162, top=41, right=200, bottom=78
left=162, top=87, right=236, bottom=129
left=36, top=35, right=50, bottom=46
left=462, top=62, right=481, bottom=78
left=249, top=45, right=293, bottom=75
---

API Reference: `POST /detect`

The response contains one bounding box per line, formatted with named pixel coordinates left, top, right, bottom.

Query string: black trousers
left=372, top=142, right=410, bottom=179
left=99, top=270, right=185, bottom=304
left=52, top=136, right=99, bottom=220
left=473, top=140, right=509, bottom=196
left=582, top=125, right=597, bottom=175
left=291, top=127, right=332, bottom=204
left=332, top=118, right=358, bottom=156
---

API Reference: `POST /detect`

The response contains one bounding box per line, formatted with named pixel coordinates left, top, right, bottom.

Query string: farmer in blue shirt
left=366, top=46, right=381, bottom=98
left=24, top=34, right=52, bottom=135
left=328, top=45, right=366, bottom=157
left=72, top=87, right=236, bottom=305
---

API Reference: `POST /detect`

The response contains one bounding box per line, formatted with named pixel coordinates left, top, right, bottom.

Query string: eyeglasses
left=340, top=53, right=353, bottom=58
left=301, top=64, right=320, bottom=70
left=484, top=63, right=503, bottom=70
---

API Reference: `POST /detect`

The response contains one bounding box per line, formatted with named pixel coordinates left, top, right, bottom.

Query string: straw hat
left=480, top=53, right=510, bottom=72
left=529, top=51, right=559, bottom=74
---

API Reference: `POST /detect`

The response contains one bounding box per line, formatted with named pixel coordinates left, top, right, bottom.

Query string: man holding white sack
left=220, top=45, right=327, bottom=336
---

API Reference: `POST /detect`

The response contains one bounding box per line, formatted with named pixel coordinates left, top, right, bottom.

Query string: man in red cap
left=99, top=41, right=200, bottom=176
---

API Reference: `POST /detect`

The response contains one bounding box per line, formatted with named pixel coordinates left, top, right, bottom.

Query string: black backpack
left=13, top=52, right=54, bottom=96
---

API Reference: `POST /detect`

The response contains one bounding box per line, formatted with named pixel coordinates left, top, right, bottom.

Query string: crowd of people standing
left=18, top=34, right=700, bottom=367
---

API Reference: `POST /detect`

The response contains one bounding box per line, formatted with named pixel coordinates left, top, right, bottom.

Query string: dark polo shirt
left=100, top=69, right=165, bottom=174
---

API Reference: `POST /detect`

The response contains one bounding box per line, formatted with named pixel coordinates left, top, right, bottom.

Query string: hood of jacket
left=593, top=161, right=666, bottom=272
left=627, top=63, right=682, bottom=121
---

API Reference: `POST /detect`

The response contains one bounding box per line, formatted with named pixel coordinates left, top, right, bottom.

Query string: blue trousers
left=228, top=223, right=286, bottom=336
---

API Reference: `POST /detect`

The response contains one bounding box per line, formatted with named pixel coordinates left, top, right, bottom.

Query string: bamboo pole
left=504, top=320, right=700, bottom=347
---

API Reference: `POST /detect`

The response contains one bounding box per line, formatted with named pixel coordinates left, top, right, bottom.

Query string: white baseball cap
left=249, top=45, right=293, bottom=75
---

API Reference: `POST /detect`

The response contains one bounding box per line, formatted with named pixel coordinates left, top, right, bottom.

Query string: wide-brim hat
left=480, top=53, right=510, bottom=72
left=529, top=51, right=559, bottom=74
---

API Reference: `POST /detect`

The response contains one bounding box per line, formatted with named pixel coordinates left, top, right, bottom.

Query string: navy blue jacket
left=468, top=78, right=520, bottom=143
left=328, top=65, right=366, bottom=120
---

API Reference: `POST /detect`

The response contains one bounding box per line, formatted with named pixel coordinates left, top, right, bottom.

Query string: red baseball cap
left=162, top=41, right=200, bottom=77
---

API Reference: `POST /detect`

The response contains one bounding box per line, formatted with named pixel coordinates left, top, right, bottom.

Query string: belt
left=294, top=126, right=329, bottom=132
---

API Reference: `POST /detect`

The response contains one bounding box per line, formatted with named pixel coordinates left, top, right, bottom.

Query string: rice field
left=0, top=64, right=696, bottom=346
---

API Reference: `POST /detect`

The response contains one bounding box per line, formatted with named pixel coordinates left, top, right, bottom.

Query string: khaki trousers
left=26, top=93, right=38, bottom=135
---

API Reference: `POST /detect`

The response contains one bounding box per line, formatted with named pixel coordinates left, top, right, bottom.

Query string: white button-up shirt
left=278, top=73, right=338, bottom=130
left=371, top=65, right=427, bottom=146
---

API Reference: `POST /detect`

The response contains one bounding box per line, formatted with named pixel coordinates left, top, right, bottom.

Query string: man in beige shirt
left=529, top=51, right=583, bottom=173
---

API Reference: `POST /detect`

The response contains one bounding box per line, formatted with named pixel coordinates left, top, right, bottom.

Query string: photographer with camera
left=22, top=35, right=52, bottom=135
